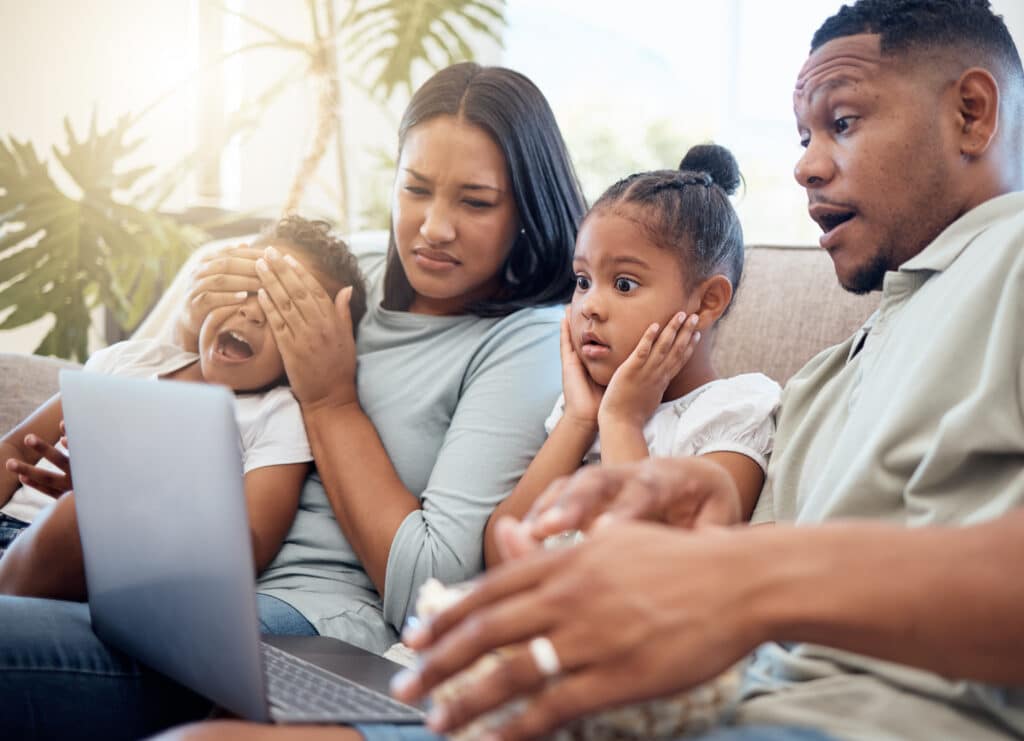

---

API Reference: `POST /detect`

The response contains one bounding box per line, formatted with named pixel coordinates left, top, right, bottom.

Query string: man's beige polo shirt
left=738, top=192, right=1024, bottom=740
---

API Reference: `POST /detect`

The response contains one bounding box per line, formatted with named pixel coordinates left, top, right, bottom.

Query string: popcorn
left=412, top=573, right=742, bottom=740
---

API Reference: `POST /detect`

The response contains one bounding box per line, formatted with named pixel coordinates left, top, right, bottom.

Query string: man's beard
left=841, top=248, right=891, bottom=295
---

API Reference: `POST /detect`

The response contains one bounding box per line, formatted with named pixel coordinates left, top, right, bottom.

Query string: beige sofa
left=0, top=245, right=878, bottom=434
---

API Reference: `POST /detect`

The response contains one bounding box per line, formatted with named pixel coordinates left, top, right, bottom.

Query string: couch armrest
left=0, top=353, right=82, bottom=433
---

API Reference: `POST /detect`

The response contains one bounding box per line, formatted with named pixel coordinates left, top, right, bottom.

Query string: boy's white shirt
left=1, top=339, right=312, bottom=524
left=545, top=372, right=782, bottom=470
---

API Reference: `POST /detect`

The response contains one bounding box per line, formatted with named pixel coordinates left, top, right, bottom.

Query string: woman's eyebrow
left=403, top=167, right=502, bottom=194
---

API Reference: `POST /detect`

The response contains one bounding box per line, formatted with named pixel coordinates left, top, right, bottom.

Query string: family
left=2, top=0, right=1024, bottom=739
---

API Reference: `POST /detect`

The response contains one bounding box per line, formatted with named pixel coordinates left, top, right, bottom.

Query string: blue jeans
left=354, top=724, right=836, bottom=741
left=0, top=512, right=29, bottom=557
left=0, top=592, right=317, bottom=740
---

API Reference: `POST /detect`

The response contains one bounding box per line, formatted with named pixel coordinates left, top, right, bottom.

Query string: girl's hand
left=559, top=310, right=603, bottom=428
left=256, top=246, right=357, bottom=410
left=599, top=312, right=700, bottom=430
left=520, top=456, right=743, bottom=544
left=178, top=244, right=264, bottom=351
left=5, top=425, right=72, bottom=498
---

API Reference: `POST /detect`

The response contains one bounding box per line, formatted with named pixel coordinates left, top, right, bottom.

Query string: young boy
left=0, top=215, right=367, bottom=600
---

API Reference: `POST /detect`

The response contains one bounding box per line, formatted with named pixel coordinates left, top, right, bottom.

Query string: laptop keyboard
left=261, top=641, right=425, bottom=723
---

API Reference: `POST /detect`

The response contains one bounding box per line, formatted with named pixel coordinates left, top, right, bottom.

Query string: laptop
left=59, top=370, right=425, bottom=724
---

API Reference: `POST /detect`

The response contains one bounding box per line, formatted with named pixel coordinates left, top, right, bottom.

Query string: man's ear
left=690, top=274, right=733, bottom=330
left=956, top=67, right=1000, bottom=158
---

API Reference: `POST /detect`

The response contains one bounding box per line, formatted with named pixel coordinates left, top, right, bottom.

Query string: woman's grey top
left=258, top=237, right=563, bottom=653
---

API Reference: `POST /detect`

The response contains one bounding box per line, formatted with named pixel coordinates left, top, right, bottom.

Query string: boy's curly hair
left=253, top=216, right=368, bottom=335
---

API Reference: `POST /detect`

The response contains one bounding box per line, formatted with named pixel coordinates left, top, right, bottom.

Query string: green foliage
left=345, top=0, right=505, bottom=99
left=0, top=114, right=205, bottom=360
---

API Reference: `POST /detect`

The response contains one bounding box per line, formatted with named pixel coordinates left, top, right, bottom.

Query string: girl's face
left=198, top=242, right=340, bottom=392
left=570, top=210, right=693, bottom=386
left=392, top=115, right=520, bottom=315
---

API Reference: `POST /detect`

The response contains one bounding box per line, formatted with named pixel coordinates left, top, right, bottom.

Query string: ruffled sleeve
left=660, top=373, right=782, bottom=471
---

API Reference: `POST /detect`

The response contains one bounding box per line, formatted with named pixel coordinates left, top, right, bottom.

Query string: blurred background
left=2, top=0, right=1023, bottom=358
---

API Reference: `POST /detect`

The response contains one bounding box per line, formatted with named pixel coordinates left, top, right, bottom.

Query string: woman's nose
left=420, top=202, right=456, bottom=245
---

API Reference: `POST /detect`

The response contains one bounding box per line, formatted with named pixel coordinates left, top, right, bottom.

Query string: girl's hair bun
left=678, top=144, right=741, bottom=196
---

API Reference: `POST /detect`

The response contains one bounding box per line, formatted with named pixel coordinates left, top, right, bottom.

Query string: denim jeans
left=0, top=512, right=29, bottom=557
left=0, top=592, right=317, bottom=740
left=354, top=724, right=837, bottom=741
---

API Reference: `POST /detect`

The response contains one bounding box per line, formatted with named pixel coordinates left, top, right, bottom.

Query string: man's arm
left=395, top=511, right=1024, bottom=739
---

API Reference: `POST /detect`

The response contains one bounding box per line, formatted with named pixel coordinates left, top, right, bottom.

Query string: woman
left=0, top=62, right=585, bottom=741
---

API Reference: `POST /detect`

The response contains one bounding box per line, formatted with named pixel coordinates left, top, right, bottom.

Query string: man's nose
left=794, top=137, right=836, bottom=189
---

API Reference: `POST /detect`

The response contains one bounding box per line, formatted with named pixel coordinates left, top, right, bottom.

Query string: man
left=388, top=1, right=1024, bottom=739
left=162, top=1, right=1024, bottom=739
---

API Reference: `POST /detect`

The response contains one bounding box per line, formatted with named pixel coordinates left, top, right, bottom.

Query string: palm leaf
left=344, top=0, right=506, bottom=99
left=0, top=117, right=207, bottom=360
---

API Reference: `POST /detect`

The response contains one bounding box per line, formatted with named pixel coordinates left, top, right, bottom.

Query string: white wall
left=2, top=0, right=1023, bottom=356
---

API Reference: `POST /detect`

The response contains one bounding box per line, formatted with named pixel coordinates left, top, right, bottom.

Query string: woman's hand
left=178, top=244, right=264, bottom=351
left=5, top=424, right=72, bottom=498
left=599, top=312, right=700, bottom=430
left=559, top=309, right=603, bottom=428
left=256, top=246, right=357, bottom=410
left=393, top=521, right=765, bottom=740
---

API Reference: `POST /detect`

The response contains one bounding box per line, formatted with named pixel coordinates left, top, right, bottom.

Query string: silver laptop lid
left=60, top=370, right=270, bottom=722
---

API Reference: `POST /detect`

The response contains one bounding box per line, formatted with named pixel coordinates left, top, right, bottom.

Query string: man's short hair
left=812, top=0, right=1023, bottom=80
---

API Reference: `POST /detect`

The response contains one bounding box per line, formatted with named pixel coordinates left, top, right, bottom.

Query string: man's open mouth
left=216, top=330, right=254, bottom=360
left=817, top=211, right=856, bottom=233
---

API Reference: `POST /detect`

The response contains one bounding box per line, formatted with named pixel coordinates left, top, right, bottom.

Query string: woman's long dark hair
left=382, top=63, right=586, bottom=316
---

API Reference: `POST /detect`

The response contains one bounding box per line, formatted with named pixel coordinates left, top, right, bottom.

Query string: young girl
left=485, top=144, right=781, bottom=564
left=0, top=216, right=367, bottom=602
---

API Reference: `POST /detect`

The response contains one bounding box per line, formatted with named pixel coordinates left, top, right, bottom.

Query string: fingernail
left=389, top=668, right=418, bottom=696
left=402, top=622, right=428, bottom=646
left=426, top=704, right=449, bottom=731
left=284, top=254, right=300, bottom=268
left=693, top=331, right=701, bottom=343
left=25, top=435, right=37, bottom=445
left=690, top=314, right=700, bottom=325
left=235, top=291, right=248, bottom=300
left=265, top=246, right=281, bottom=259
left=255, top=259, right=268, bottom=272
left=677, top=312, right=687, bottom=323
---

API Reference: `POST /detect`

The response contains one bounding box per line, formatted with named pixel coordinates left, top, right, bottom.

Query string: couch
left=0, top=244, right=879, bottom=434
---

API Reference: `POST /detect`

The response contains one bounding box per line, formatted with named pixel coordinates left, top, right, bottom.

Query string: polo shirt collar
left=899, top=191, right=1024, bottom=274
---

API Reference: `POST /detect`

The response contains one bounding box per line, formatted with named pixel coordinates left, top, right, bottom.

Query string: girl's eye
left=574, top=274, right=591, bottom=291
left=463, top=199, right=493, bottom=209
left=404, top=186, right=428, bottom=196
left=614, top=277, right=639, bottom=293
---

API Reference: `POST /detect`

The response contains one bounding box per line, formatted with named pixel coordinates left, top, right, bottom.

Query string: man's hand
left=394, top=522, right=766, bottom=740
left=496, top=457, right=744, bottom=561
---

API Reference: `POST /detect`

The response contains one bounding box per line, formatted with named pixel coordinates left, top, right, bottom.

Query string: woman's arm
left=484, top=313, right=600, bottom=566
left=243, top=463, right=309, bottom=574
left=255, top=245, right=561, bottom=628
left=483, top=415, right=595, bottom=566
left=0, top=394, right=65, bottom=507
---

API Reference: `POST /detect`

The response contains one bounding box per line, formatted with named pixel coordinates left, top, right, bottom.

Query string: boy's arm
left=700, top=451, right=764, bottom=522
left=0, top=394, right=64, bottom=507
left=483, top=416, right=597, bottom=567
left=243, top=462, right=309, bottom=574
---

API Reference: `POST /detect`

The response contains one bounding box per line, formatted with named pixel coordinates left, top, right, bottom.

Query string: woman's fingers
left=193, top=246, right=262, bottom=280
left=260, top=247, right=332, bottom=323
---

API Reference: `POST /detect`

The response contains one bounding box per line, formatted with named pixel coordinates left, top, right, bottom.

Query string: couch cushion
left=712, top=246, right=879, bottom=384
left=0, top=352, right=81, bottom=433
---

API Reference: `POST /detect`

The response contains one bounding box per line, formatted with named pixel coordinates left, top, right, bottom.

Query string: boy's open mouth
left=216, top=330, right=254, bottom=361
left=580, top=331, right=610, bottom=359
